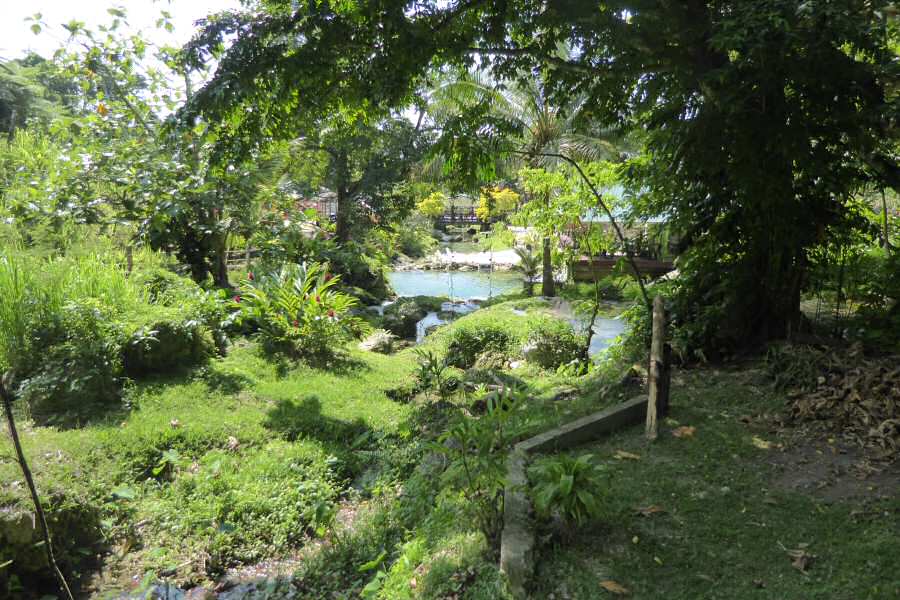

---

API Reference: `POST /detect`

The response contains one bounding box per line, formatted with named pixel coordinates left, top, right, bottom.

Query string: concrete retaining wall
left=499, top=395, right=648, bottom=598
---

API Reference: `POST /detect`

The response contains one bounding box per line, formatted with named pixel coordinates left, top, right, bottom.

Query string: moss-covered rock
left=0, top=488, right=104, bottom=598
left=522, top=319, right=586, bottom=369
left=123, top=317, right=214, bottom=376
left=382, top=297, right=445, bottom=338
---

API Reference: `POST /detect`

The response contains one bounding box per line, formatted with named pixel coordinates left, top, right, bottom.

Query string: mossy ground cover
left=2, top=297, right=608, bottom=597
left=0, top=340, right=420, bottom=594
left=12, top=297, right=887, bottom=600
left=532, top=366, right=899, bottom=600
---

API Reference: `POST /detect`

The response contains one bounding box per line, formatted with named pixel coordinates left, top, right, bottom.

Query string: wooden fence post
left=646, top=295, right=671, bottom=439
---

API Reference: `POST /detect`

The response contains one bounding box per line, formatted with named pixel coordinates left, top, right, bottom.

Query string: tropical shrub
left=475, top=186, right=519, bottom=223
left=396, top=217, right=438, bottom=258
left=432, top=385, right=523, bottom=543
left=235, top=262, right=367, bottom=362
left=122, top=316, right=216, bottom=376
left=0, top=249, right=233, bottom=423
left=522, top=318, right=585, bottom=369
left=16, top=300, right=123, bottom=425
left=416, top=191, right=448, bottom=221
left=513, top=247, right=540, bottom=296
left=445, top=325, right=515, bottom=368
left=849, top=248, right=900, bottom=352
left=529, top=453, right=606, bottom=527
left=413, top=349, right=453, bottom=401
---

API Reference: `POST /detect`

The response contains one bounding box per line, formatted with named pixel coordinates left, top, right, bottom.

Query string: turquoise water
left=388, top=269, right=521, bottom=300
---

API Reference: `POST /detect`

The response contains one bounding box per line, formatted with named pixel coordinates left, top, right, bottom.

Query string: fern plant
left=529, top=453, right=606, bottom=527
left=236, top=262, right=367, bottom=362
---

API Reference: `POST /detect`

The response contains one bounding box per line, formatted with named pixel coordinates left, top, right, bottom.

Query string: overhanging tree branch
left=513, top=149, right=652, bottom=309
left=466, top=47, right=593, bottom=75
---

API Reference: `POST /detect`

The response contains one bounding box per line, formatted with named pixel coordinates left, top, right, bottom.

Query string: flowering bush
left=415, top=191, right=448, bottom=220
left=235, top=262, right=368, bottom=362
left=475, top=186, right=520, bottom=222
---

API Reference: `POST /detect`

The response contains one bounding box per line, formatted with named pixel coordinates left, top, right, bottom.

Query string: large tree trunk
left=541, top=236, right=555, bottom=297
left=334, top=152, right=352, bottom=243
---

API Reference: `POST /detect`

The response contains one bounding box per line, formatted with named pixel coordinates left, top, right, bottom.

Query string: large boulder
left=381, top=296, right=445, bottom=339
left=359, top=329, right=397, bottom=353
left=382, top=301, right=427, bottom=339
left=522, top=319, right=586, bottom=369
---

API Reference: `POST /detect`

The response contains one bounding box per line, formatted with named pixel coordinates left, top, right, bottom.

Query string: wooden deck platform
left=572, top=256, right=675, bottom=281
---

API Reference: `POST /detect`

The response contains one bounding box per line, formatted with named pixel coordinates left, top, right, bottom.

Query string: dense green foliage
left=0, top=248, right=224, bottom=425
left=1, top=2, right=898, bottom=599
left=235, top=262, right=367, bottom=362
left=186, top=0, right=899, bottom=353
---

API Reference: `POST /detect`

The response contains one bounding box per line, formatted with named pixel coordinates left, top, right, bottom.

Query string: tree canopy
left=184, top=0, right=899, bottom=350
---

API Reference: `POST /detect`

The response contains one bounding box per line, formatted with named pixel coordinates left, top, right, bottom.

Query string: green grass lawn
left=1, top=297, right=618, bottom=598
left=531, top=366, right=900, bottom=600
left=8, top=299, right=885, bottom=600
left=0, top=341, right=420, bottom=593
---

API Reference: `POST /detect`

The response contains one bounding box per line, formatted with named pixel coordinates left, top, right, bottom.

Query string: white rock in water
left=359, top=329, right=397, bottom=353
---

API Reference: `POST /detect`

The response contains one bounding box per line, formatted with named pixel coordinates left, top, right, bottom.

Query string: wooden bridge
left=437, top=207, right=480, bottom=226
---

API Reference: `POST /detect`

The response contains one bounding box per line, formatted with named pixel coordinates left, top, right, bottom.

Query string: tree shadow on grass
left=268, top=351, right=370, bottom=379
left=202, top=369, right=254, bottom=395
left=263, top=395, right=370, bottom=446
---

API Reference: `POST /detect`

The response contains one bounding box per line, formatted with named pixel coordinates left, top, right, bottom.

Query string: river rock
left=424, top=323, right=444, bottom=337
left=382, top=297, right=443, bottom=338
left=359, top=329, right=397, bottom=353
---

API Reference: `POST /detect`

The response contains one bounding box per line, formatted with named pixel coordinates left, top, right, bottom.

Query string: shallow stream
left=386, top=270, right=626, bottom=355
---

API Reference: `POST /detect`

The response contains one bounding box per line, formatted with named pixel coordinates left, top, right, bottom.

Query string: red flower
left=248, top=271, right=254, bottom=280
left=327, top=309, right=335, bottom=318
left=315, top=295, right=321, bottom=303
left=233, top=295, right=241, bottom=303
left=324, top=273, right=333, bottom=282
left=292, top=319, right=299, bottom=327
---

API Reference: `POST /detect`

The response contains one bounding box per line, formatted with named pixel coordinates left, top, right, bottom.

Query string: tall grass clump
left=0, top=253, right=38, bottom=371
left=0, top=247, right=223, bottom=424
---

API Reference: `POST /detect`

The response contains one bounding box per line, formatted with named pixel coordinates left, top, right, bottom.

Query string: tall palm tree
left=424, top=67, right=625, bottom=295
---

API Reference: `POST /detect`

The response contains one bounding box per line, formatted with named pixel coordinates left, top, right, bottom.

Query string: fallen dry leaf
left=614, top=450, right=642, bottom=460
left=781, top=542, right=816, bottom=573
left=672, top=426, right=696, bottom=438
left=788, top=548, right=815, bottom=573
left=599, top=580, right=629, bottom=595
left=226, top=436, right=240, bottom=451
left=752, top=436, right=773, bottom=450
left=634, top=505, right=666, bottom=517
